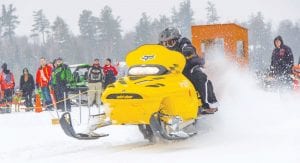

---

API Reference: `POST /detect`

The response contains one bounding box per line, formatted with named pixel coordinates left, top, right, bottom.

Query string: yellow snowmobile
left=60, top=44, right=202, bottom=141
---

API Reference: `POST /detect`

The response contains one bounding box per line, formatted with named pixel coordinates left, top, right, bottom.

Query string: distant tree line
left=240, top=12, right=300, bottom=71
left=0, top=0, right=300, bottom=82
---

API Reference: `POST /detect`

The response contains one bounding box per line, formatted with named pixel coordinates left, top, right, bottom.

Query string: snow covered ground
left=1, top=58, right=300, bottom=163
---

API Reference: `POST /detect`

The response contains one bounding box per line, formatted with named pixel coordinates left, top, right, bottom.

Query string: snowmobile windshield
left=69, top=64, right=90, bottom=73
left=128, top=65, right=168, bottom=76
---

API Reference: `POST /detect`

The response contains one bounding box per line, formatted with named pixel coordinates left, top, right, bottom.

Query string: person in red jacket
left=36, top=57, right=53, bottom=110
left=103, top=58, right=118, bottom=89
left=0, top=63, right=15, bottom=103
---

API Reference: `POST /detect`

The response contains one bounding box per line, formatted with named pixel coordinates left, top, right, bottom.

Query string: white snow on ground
left=1, top=57, right=300, bottom=163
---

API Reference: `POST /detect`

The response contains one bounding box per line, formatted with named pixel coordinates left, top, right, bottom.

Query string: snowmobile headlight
left=128, top=66, right=160, bottom=76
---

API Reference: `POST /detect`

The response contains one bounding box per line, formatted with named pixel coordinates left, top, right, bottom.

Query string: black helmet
left=158, top=27, right=181, bottom=42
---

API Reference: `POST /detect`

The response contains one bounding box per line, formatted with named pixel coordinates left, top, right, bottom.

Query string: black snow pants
left=186, top=66, right=218, bottom=109
left=53, top=85, right=71, bottom=112
left=23, top=90, right=33, bottom=107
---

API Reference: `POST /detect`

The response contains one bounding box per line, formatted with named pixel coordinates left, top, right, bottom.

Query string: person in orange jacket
left=35, top=57, right=53, bottom=110
left=0, top=63, right=15, bottom=103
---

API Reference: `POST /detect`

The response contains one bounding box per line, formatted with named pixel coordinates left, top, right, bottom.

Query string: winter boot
left=198, top=102, right=218, bottom=115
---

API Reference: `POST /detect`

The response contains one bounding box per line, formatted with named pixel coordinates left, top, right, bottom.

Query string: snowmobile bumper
left=149, top=113, right=197, bottom=140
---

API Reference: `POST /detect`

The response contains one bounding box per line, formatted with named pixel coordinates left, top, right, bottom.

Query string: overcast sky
left=2, top=0, right=300, bottom=36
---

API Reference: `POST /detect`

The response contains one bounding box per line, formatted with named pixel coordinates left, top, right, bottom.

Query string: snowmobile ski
left=59, top=112, right=109, bottom=140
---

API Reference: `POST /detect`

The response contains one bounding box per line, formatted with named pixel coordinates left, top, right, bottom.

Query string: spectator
left=270, top=35, right=294, bottom=90
left=51, top=58, right=73, bottom=112
left=87, top=58, right=103, bottom=108
left=0, top=63, right=15, bottom=104
left=20, top=68, right=35, bottom=108
left=103, top=58, right=118, bottom=89
left=36, top=57, right=53, bottom=110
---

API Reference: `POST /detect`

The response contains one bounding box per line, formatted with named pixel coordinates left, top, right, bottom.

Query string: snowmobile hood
left=274, top=35, right=284, bottom=48
left=126, top=44, right=186, bottom=74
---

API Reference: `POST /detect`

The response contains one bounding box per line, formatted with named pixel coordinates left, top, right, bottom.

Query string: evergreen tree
left=171, top=0, right=193, bottom=38
left=0, top=11, right=2, bottom=43
left=119, top=31, right=136, bottom=60
left=79, top=10, right=98, bottom=41
left=135, top=12, right=153, bottom=46
left=50, top=16, right=73, bottom=59
left=277, top=20, right=300, bottom=63
left=151, top=15, right=172, bottom=41
left=206, top=1, right=220, bottom=24
left=31, top=9, right=50, bottom=45
left=246, top=12, right=273, bottom=71
left=1, top=4, right=19, bottom=42
left=0, top=11, right=2, bottom=32
left=52, top=16, right=70, bottom=45
left=98, top=6, right=122, bottom=59
left=78, top=10, right=99, bottom=59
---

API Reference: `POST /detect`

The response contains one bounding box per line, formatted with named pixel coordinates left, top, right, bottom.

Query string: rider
left=159, top=27, right=218, bottom=114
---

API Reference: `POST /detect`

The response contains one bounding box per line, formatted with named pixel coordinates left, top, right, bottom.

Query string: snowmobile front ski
left=59, top=112, right=109, bottom=140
